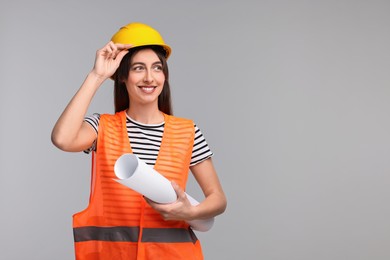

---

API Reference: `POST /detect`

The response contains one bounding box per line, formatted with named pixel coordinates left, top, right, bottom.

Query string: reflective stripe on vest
left=74, top=226, right=198, bottom=244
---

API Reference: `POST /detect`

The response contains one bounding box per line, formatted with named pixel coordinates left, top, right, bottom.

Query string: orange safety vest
left=73, top=111, right=203, bottom=260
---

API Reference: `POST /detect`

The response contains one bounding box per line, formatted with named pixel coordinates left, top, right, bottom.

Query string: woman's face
left=125, top=48, right=165, bottom=106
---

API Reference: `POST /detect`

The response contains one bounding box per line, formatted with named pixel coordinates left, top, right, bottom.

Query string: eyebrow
left=131, top=61, right=162, bottom=67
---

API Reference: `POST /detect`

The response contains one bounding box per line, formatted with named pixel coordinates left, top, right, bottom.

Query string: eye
left=132, top=65, right=145, bottom=71
left=153, top=65, right=163, bottom=72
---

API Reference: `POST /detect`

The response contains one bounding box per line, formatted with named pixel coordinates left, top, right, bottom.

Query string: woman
left=51, top=22, right=226, bottom=260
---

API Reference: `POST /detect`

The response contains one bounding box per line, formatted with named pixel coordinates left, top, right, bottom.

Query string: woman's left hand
left=145, top=181, right=195, bottom=221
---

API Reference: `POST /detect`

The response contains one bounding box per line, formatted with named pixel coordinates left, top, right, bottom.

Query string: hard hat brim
left=123, top=43, right=171, bottom=59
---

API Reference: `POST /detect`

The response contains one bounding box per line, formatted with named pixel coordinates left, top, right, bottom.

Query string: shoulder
left=165, top=114, right=194, bottom=127
left=85, top=112, right=118, bottom=122
left=100, top=111, right=126, bottom=122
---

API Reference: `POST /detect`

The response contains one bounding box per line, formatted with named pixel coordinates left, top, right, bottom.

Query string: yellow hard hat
left=111, top=22, right=171, bottom=59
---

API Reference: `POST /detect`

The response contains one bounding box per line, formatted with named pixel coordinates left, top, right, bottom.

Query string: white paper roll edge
left=114, top=153, right=214, bottom=232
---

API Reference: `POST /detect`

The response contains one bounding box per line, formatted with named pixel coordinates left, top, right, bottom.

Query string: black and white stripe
left=84, top=113, right=213, bottom=166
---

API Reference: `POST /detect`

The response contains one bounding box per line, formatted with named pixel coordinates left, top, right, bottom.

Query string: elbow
left=212, top=192, right=227, bottom=217
left=219, top=194, right=227, bottom=215
left=51, top=130, right=65, bottom=150
left=51, top=129, right=73, bottom=151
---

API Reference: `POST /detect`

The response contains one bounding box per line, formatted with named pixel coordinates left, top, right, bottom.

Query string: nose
left=143, top=69, right=154, bottom=83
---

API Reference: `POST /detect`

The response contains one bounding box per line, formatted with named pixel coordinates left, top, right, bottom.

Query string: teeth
left=140, top=86, right=155, bottom=93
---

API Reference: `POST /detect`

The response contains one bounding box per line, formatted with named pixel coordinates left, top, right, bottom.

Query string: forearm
left=189, top=190, right=227, bottom=220
left=146, top=180, right=227, bottom=222
left=51, top=72, right=104, bottom=150
left=188, top=158, right=227, bottom=220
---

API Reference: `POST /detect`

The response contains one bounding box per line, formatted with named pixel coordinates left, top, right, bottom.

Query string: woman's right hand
left=91, top=41, right=132, bottom=80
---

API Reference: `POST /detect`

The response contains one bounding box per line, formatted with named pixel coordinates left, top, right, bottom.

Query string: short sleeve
left=83, top=113, right=101, bottom=154
left=190, top=124, right=213, bottom=166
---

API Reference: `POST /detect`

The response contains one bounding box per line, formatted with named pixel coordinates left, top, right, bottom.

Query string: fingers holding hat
left=113, top=42, right=132, bottom=61
left=103, top=41, right=132, bottom=60
left=92, top=42, right=132, bottom=80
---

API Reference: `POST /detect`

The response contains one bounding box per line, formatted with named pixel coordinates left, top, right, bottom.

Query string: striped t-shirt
left=84, top=113, right=213, bottom=166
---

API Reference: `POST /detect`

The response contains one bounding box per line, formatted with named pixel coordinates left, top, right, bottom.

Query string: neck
left=126, top=103, right=164, bottom=124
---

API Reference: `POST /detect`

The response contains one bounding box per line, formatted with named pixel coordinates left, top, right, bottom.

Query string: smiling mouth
left=139, top=86, right=157, bottom=94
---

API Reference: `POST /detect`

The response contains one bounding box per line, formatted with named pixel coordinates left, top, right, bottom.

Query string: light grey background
left=1, top=0, right=390, bottom=259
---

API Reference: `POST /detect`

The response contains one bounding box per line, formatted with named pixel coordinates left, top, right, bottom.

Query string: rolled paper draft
left=114, top=153, right=214, bottom=232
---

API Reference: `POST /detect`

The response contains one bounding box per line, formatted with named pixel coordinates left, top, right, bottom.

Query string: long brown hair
left=113, top=45, right=173, bottom=115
